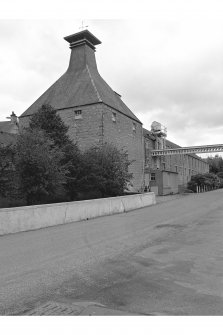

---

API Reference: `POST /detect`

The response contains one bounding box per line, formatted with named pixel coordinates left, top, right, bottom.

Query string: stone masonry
left=19, top=30, right=144, bottom=192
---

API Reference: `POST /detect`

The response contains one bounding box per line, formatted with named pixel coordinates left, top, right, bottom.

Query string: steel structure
left=152, top=144, right=223, bottom=156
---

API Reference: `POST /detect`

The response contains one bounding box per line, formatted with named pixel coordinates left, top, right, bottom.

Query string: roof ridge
left=86, top=64, right=102, bottom=102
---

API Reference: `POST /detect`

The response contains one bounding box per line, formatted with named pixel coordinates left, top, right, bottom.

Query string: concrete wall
left=150, top=170, right=163, bottom=195
left=162, top=171, right=179, bottom=195
left=0, top=193, right=156, bottom=236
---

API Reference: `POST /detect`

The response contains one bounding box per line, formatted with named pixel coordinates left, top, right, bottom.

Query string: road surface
left=0, top=190, right=223, bottom=315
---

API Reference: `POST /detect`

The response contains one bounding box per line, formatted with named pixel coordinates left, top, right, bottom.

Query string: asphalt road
left=1, top=190, right=223, bottom=315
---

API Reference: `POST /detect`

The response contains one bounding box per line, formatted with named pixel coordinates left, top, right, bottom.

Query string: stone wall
left=19, top=103, right=145, bottom=192
left=102, top=105, right=144, bottom=192
left=58, top=104, right=103, bottom=151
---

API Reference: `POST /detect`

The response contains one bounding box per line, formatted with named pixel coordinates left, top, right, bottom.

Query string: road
left=1, top=190, right=223, bottom=315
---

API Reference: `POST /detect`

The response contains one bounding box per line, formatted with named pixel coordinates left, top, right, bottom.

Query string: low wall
left=0, top=193, right=156, bottom=236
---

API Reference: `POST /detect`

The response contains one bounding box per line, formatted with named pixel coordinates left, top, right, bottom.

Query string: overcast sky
left=0, top=5, right=223, bottom=153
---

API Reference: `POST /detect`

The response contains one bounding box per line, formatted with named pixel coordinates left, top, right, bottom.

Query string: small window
left=162, top=163, right=166, bottom=170
left=175, top=165, right=178, bottom=173
left=112, top=112, right=116, bottom=123
left=151, top=173, right=156, bottom=181
left=133, top=122, right=136, bottom=133
left=74, top=110, right=82, bottom=119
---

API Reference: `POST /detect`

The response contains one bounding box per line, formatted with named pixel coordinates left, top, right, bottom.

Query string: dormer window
left=133, top=122, right=136, bottom=133
left=74, top=110, right=82, bottom=119
left=112, top=112, right=116, bottom=123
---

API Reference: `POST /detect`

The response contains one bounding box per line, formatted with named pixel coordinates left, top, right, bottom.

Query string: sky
left=0, top=1, right=223, bottom=158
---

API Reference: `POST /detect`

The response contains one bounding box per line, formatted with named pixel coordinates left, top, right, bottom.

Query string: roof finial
left=79, top=20, right=88, bottom=31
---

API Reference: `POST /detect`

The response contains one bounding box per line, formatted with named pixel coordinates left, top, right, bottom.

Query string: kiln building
left=19, top=30, right=209, bottom=194
left=19, top=30, right=144, bottom=192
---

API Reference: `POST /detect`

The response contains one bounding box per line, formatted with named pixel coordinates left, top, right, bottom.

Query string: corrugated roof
left=20, top=33, right=141, bottom=124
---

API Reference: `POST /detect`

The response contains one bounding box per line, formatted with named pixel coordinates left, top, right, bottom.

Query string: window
left=112, top=112, right=116, bottom=123
left=74, top=110, right=82, bottom=119
left=175, top=165, right=178, bottom=173
left=132, top=122, right=136, bottom=133
left=162, top=163, right=166, bottom=170
left=151, top=173, right=156, bottom=181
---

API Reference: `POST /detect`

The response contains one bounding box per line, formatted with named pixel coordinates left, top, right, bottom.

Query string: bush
left=187, top=172, right=220, bottom=192
left=77, top=143, right=133, bottom=198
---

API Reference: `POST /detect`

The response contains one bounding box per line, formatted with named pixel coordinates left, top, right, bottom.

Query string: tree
left=15, top=129, right=68, bottom=205
left=78, top=143, right=133, bottom=198
left=206, top=155, right=223, bottom=174
left=0, top=144, right=17, bottom=199
left=29, top=104, right=72, bottom=148
left=29, top=104, right=81, bottom=200
left=187, top=172, right=220, bottom=192
left=216, top=172, right=223, bottom=188
left=203, top=173, right=220, bottom=188
left=61, top=142, right=82, bottom=200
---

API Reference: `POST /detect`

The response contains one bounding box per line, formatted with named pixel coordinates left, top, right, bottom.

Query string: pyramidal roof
left=20, top=30, right=141, bottom=124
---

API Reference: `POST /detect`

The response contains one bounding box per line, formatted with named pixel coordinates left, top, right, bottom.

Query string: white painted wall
left=0, top=193, right=156, bottom=236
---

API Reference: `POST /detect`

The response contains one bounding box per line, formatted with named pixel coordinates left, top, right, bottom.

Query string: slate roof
left=0, top=132, right=17, bottom=146
left=143, top=128, right=156, bottom=140
left=165, top=139, right=181, bottom=149
left=165, top=139, right=207, bottom=162
left=143, top=132, right=207, bottom=163
left=0, top=121, right=13, bottom=133
left=20, top=31, right=141, bottom=124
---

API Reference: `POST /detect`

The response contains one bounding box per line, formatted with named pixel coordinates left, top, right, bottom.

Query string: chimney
left=6, top=111, right=18, bottom=125
left=10, top=111, right=18, bottom=125
left=64, top=30, right=101, bottom=72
